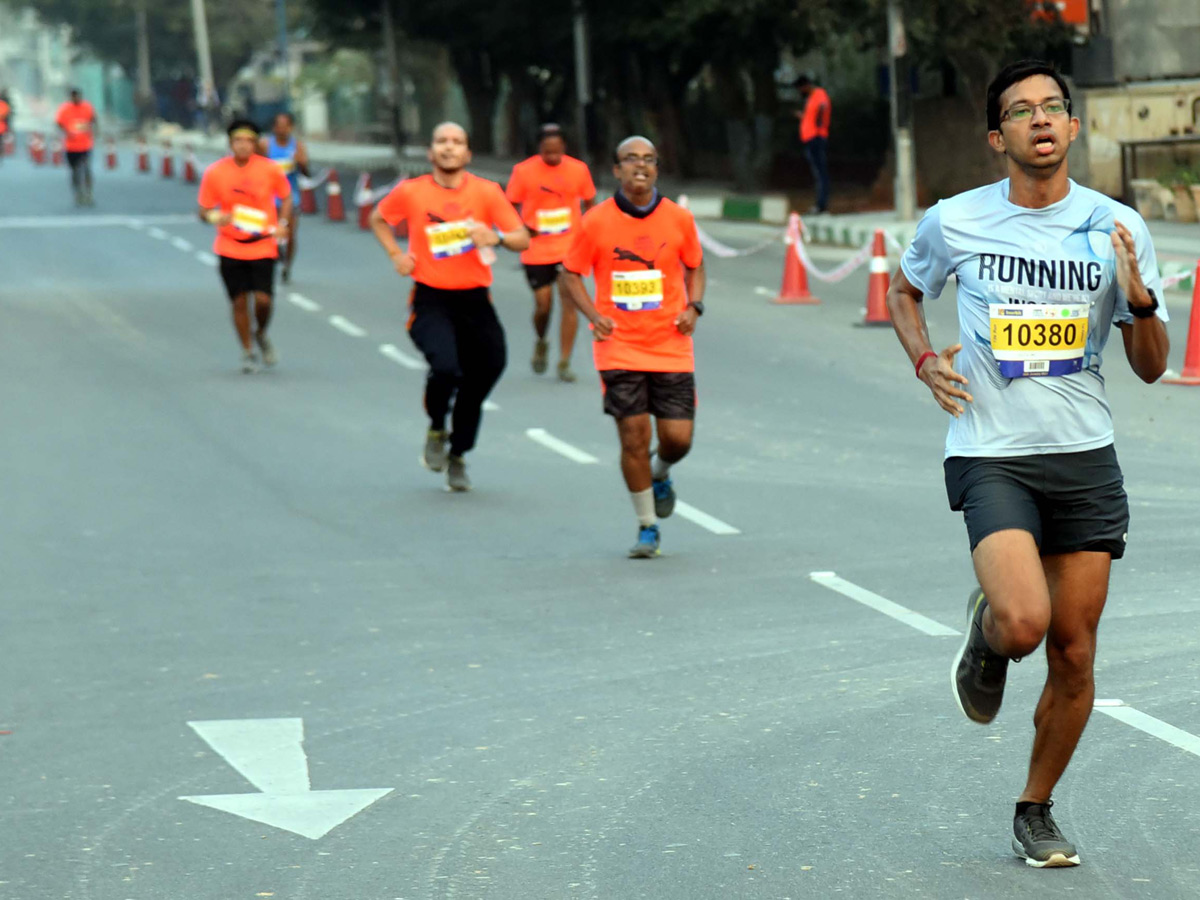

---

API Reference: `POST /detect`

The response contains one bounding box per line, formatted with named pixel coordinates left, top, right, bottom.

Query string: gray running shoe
left=557, top=360, right=577, bottom=383
left=532, top=339, right=549, bottom=374
left=652, top=476, right=675, bottom=518
left=241, top=350, right=258, bottom=374
left=421, top=429, right=449, bottom=472
left=628, top=524, right=661, bottom=559
left=446, top=455, right=471, bottom=492
left=257, top=333, right=278, bottom=367
left=1013, top=802, right=1080, bottom=868
left=951, top=587, right=1009, bottom=724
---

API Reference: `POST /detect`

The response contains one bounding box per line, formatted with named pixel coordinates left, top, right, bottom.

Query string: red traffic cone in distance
left=51, top=140, right=63, bottom=166
left=774, top=212, right=819, bottom=304
left=106, top=137, right=117, bottom=169
left=1163, top=262, right=1200, bottom=385
left=300, top=180, right=317, bottom=214
left=356, top=172, right=373, bottom=230
left=861, top=229, right=892, bottom=326
left=326, top=169, right=345, bottom=222
left=184, top=146, right=198, bottom=183
left=161, top=141, right=174, bottom=178
left=137, top=139, right=150, bottom=172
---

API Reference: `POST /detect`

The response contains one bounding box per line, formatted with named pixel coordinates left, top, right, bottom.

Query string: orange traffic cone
left=356, top=172, right=373, bottom=230
left=51, top=139, right=64, bottom=166
left=106, top=136, right=117, bottom=169
left=326, top=169, right=345, bottom=222
left=300, top=179, right=317, bottom=214
left=183, top=145, right=198, bottom=183
left=161, top=141, right=174, bottom=178
left=137, top=138, right=149, bottom=172
left=774, top=212, right=819, bottom=304
left=30, top=133, right=44, bottom=164
left=860, top=229, right=892, bottom=326
left=1164, top=262, right=1200, bottom=386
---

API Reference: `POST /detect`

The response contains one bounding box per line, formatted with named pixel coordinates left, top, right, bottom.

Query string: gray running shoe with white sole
left=446, top=455, right=471, bottom=492
left=532, top=339, right=549, bottom=374
left=257, top=333, right=278, bottom=367
left=1012, top=802, right=1080, bottom=868
left=952, top=588, right=1009, bottom=723
left=241, top=350, right=258, bottom=374
left=421, top=429, right=449, bottom=472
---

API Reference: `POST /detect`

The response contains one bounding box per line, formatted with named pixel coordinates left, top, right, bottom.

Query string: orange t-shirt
left=505, top=155, right=596, bottom=265
left=55, top=101, right=96, bottom=152
left=800, top=87, right=831, bottom=142
left=0, top=100, right=10, bottom=135
left=563, top=196, right=703, bottom=373
left=376, top=172, right=522, bottom=291
left=197, top=155, right=292, bottom=261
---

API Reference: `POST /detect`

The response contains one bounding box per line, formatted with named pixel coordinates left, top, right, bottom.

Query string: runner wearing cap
left=198, top=119, right=293, bottom=373
left=260, top=112, right=310, bottom=284
left=55, top=89, right=97, bottom=206
left=506, top=124, right=597, bottom=382
left=887, top=59, right=1169, bottom=868
left=561, top=136, right=706, bottom=558
left=369, top=122, right=528, bottom=492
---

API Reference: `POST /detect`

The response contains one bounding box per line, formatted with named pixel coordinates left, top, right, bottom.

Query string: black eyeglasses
left=999, top=99, right=1070, bottom=124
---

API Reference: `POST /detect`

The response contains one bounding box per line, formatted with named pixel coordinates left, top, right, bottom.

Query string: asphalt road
left=2, top=151, right=1199, bottom=900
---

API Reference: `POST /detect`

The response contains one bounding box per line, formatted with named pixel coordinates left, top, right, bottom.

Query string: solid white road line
left=525, top=428, right=599, bottom=464
left=809, top=571, right=960, bottom=637
left=170, top=236, right=194, bottom=252
left=379, top=342, right=423, bottom=369
left=329, top=315, right=367, bottom=338
left=0, top=214, right=195, bottom=229
left=287, top=292, right=321, bottom=312
left=195, top=251, right=218, bottom=267
left=146, top=226, right=168, bottom=240
left=674, top=500, right=740, bottom=535
left=1094, top=701, right=1200, bottom=759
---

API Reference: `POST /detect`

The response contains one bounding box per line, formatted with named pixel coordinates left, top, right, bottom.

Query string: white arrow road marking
left=379, top=342, right=423, bottom=370
left=179, top=718, right=392, bottom=840
left=809, top=572, right=960, bottom=637
left=170, top=236, right=194, bottom=252
left=1094, top=701, right=1200, bottom=758
left=526, top=428, right=599, bottom=464
left=329, top=315, right=366, bottom=338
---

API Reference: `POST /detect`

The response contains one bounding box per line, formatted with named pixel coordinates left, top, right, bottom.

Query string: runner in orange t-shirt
left=0, top=93, right=10, bottom=167
left=506, top=124, right=597, bottom=381
left=197, top=119, right=293, bottom=373
left=55, top=89, right=98, bottom=205
left=793, top=75, right=832, bottom=213
left=369, top=121, right=528, bottom=491
left=562, top=136, right=706, bottom=558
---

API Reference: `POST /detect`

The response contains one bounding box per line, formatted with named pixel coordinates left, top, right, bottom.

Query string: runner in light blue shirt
left=886, top=59, right=1170, bottom=870
left=261, top=111, right=309, bottom=283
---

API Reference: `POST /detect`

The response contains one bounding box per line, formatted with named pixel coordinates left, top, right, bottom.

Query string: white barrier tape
left=884, top=231, right=908, bottom=256
left=1163, top=269, right=1195, bottom=290
left=297, top=168, right=332, bottom=191
left=694, top=225, right=779, bottom=259
left=789, top=219, right=876, bottom=283
left=354, top=174, right=402, bottom=207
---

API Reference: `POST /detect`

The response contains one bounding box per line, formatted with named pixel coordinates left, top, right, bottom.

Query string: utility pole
left=135, top=0, right=153, bottom=124
left=190, top=0, right=216, bottom=112
left=886, top=0, right=916, bottom=220
left=381, top=0, right=403, bottom=151
left=572, top=0, right=591, bottom=165
left=275, top=0, right=291, bottom=112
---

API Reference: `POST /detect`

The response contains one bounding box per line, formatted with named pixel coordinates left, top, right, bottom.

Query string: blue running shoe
left=628, top=524, right=661, bottom=559
left=652, top=477, right=676, bottom=518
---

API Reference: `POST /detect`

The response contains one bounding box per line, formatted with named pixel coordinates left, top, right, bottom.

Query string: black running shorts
left=524, top=262, right=562, bottom=291
left=66, top=150, right=91, bottom=169
left=944, top=444, right=1129, bottom=559
left=219, top=256, right=276, bottom=300
left=599, top=370, right=696, bottom=420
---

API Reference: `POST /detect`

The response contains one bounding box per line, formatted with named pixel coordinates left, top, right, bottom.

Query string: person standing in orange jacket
left=794, top=75, right=832, bottom=214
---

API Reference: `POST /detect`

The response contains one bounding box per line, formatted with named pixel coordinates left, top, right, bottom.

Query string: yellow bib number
left=426, top=220, right=474, bottom=259
left=989, top=302, right=1088, bottom=378
left=612, top=270, right=664, bottom=311
left=535, top=207, right=571, bottom=235
left=232, top=204, right=268, bottom=235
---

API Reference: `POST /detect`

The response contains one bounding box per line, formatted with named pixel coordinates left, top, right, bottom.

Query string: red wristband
left=915, top=350, right=937, bottom=379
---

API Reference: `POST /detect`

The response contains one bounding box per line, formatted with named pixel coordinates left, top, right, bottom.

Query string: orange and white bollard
left=356, top=172, right=374, bottom=230
left=300, top=178, right=318, bottom=214
left=1163, top=262, right=1200, bottom=386
left=325, top=168, right=345, bottom=222
left=774, top=212, right=819, bottom=305
left=860, top=229, right=892, bottom=326
left=51, top=138, right=64, bottom=166
left=183, top=145, right=198, bottom=183
left=137, top=137, right=150, bottom=172
left=106, top=136, right=118, bottom=169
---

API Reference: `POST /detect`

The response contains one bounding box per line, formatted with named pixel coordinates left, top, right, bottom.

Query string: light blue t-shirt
left=901, top=178, right=1168, bottom=459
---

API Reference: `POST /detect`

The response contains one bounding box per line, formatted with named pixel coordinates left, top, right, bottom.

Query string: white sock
left=652, top=452, right=672, bottom=481
left=630, top=489, right=657, bottom=527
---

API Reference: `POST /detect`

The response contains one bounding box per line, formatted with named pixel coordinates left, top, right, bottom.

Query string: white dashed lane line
left=1094, top=701, right=1200, bottom=759
left=379, top=343, right=423, bottom=370
left=170, top=236, right=194, bottom=252
left=287, top=292, right=321, bottom=312
left=809, top=571, right=960, bottom=637
left=329, top=315, right=367, bottom=338
left=146, top=226, right=168, bottom=240
left=674, top=501, right=740, bottom=536
left=195, top=251, right=217, bottom=267
left=525, top=428, right=599, bottom=464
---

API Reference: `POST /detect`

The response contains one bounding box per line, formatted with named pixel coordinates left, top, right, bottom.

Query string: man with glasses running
left=887, top=60, right=1169, bottom=868
left=562, top=136, right=706, bottom=558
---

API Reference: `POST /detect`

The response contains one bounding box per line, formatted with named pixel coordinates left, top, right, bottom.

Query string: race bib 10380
left=989, top=302, right=1089, bottom=378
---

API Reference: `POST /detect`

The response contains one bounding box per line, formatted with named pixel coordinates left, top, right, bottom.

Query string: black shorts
left=599, top=370, right=696, bottom=420
left=944, top=444, right=1129, bottom=559
left=66, top=150, right=90, bottom=168
left=219, top=256, right=276, bottom=300
left=524, top=263, right=562, bottom=291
